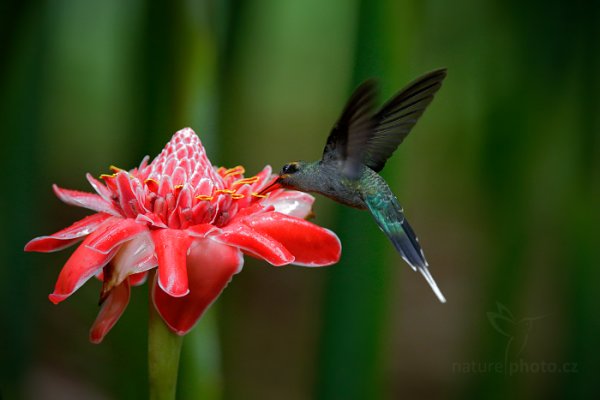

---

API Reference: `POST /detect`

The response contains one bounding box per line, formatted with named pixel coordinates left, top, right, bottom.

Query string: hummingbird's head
left=259, top=161, right=316, bottom=196
left=276, top=161, right=306, bottom=189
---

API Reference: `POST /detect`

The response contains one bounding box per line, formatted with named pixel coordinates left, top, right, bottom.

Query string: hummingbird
left=262, top=69, right=447, bottom=303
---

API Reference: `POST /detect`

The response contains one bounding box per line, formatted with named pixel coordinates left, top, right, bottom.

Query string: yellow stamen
left=195, top=195, right=214, bottom=201
left=231, top=193, right=245, bottom=199
left=223, top=166, right=245, bottom=177
left=251, top=192, right=268, bottom=198
left=233, top=176, right=259, bottom=186
left=215, top=189, right=236, bottom=194
left=100, top=173, right=116, bottom=180
left=109, top=165, right=124, bottom=173
left=145, top=178, right=159, bottom=185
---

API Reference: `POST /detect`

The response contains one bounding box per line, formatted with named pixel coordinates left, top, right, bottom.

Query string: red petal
left=53, top=184, right=121, bottom=216
left=264, top=190, right=315, bottom=218
left=89, top=280, right=130, bottom=344
left=228, top=203, right=271, bottom=224
left=214, top=224, right=293, bottom=266
left=152, top=239, right=242, bottom=335
left=101, top=174, right=118, bottom=193
left=24, top=213, right=113, bottom=252
left=151, top=229, right=193, bottom=297
left=49, top=227, right=118, bottom=304
left=243, top=212, right=341, bottom=266
left=105, top=231, right=156, bottom=289
left=186, top=223, right=217, bottom=238
left=86, top=173, right=113, bottom=202
left=129, top=271, right=148, bottom=286
left=138, top=155, right=150, bottom=170
left=85, top=218, right=147, bottom=254
left=250, top=165, right=273, bottom=191
left=115, top=171, right=142, bottom=217
left=136, top=213, right=168, bottom=228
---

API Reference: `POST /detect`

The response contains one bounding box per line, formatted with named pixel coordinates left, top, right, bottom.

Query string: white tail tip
left=418, top=267, right=446, bottom=303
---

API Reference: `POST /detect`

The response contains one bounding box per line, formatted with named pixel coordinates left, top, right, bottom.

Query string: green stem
left=148, top=274, right=183, bottom=400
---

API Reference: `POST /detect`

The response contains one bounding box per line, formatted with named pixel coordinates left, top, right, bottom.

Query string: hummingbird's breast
left=310, top=163, right=379, bottom=209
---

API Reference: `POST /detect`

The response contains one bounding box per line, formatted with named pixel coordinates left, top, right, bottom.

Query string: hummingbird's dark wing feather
left=364, top=192, right=446, bottom=303
left=364, top=68, right=447, bottom=172
left=322, top=79, right=377, bottom=179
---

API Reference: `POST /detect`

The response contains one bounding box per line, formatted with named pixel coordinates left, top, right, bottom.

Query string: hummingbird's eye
left=282, top=163, right=298, bottom=175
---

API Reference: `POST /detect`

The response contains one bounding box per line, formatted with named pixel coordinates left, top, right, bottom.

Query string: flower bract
left=25, top=128, right=341, bottom=342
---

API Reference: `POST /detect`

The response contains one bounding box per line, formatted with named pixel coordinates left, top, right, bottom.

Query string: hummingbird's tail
left=365, top=194, right=446, bottom=303
left=399, top=218, right=446, bottom=303
left=417, top=262, right=446, bottom=303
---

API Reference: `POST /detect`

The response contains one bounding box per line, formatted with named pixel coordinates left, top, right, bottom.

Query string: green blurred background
left=1, top=0, right=599, bottom=399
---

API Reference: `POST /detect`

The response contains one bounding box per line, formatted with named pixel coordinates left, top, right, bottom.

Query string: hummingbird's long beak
left=258, top=176, right=283, bottom=195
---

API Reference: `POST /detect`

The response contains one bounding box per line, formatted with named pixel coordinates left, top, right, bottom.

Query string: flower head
left=26, top=128, right=340, bottom=343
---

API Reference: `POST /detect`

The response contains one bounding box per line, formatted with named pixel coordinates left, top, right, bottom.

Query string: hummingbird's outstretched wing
left=364, top=68, right=447, bottom=172
left=364, top=193, right=446, bottom=303
left=322, top=79, right=377, bottom=179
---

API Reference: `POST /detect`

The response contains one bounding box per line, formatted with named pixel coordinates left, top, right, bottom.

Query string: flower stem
left=148, top=274, right=183, bottom=400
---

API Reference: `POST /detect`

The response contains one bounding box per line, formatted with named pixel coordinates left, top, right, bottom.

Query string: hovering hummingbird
left=262, top=69, right=447, bottom=302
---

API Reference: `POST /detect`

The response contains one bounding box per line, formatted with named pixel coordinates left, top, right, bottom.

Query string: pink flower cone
left=26, top=128, right=341, bottom=343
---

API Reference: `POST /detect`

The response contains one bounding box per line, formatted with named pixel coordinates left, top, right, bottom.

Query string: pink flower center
left=144, top=129, right=225, bottom=192
left=101, top=128, right=270, bottom=229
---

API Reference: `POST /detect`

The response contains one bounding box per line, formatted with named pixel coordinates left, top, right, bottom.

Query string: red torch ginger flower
left=25, top=128, right=341, bottom=343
